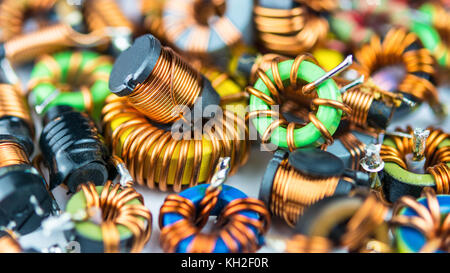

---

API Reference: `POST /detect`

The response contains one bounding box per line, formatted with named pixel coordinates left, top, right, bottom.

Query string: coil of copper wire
left=353, top=27, right=444, bottom=118
left=380, top=126, right=450, bottom=200
left=253, top=3, right=329, bottom=56
left=109, top=34, right=221, bottom=124
left=391, top=187, right=450, bottom=253
left=101, top=94, right=249, bottom=192
left=0, top=0, right=57, bottom=41
left=259, top=149, right=370, bottom=226
left=161, top=0, right=253, bottom=60
left=297, top=192, right=391, bottom=253
left=69, top=180, right=152, bottom=253
left=159, top=180, right=270, bottom=253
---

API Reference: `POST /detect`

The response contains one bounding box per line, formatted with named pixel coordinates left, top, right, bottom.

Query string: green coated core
left=30, top=51, right=112, bottom=119
left=249, top=60, right=343, bottom=149
left=66, top=185, right=143, bottom=242
left=383, top=137, right=450, bottom=186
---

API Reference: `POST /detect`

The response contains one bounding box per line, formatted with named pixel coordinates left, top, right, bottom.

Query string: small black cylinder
left=39, top=106, right=109, bottom=192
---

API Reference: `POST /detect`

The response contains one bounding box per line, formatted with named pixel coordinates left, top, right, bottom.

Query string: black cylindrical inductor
left=259, top=149, right=370, bottom=226
left=108, top=34, right=221, bottom=124
left=0, top=135, right=55, bottom=235
left=39, top=106, right=110, bottom=193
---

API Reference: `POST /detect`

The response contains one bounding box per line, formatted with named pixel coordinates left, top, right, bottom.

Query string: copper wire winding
left=159, top=186, right=270, bottom=253
left=253, top=5, right=328, bottom=55
left=101, top=95, right=249, bottom=192
left=84, top=0, right=134, bottom=35
left=380, top=126, right=450, bottom=194
left=246, top=54, right=351, bottom=151
left=340, top=193, right=389, bottom=251
left=354, top=28, right=439, bottom=109
left=27, top=52, right=112, bottom=115
left=126, top=46, right=203, bottom=124
left=0, top=83, right=33, bottom=134
left=79, top=180, right=152, bottom=253
left=0, top=140, right=30, bottom=169
left=3, top=23, right=110, bottom=65
left=270, top=159, right=340, bottom=227
left=338, top=130, right=366, bottom=170
left=163, top=0, right=242, bottom=56
left=0, top=0, right=56, bottom=41
left=391, top=187, right=450, bottom=252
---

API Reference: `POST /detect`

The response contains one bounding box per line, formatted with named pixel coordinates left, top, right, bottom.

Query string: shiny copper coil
left=0, top=83, right=33, bottom=134
left=284, top=234, right=332, bottom=253
left=163, top=0, right=242, bottom=56
left=246, top=54, right=351, bottom=151
left=159, top=186, right=270, bottom=253
left=295, top=0, right=337, bottom=12
left=391, top=187, right=450, bottom=252
left=101, top=95, right=249, bottom=192
left=270, top=159, right=339, bottom=227
left=0, top=231, right=22, bottom=253
left=79, top=180, right=152, bottom=253
left=249, top=53, right=289, bottom=84
left=341, top=89, right=374, bottom=129
left=380, top=126, right=450, bottom=194
left=84, top=0, right=134, bottom=35
left=253, top=5, right=328, bottom=56
left=4, top=23, right=110, bottom=65
left=0, top=0, right=56, bottom=41
left=341, top=193, right=389, bottom=251
left=354, top=28, right=439, bottom=109
left=338, top=131, right=366, bottom=171
left=126, top=46, right=202, bottom=124
left=0, top=140, right=30, bottom=169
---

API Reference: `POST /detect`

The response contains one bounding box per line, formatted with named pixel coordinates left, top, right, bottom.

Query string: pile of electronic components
left=0, top=0, right=448, bottom=253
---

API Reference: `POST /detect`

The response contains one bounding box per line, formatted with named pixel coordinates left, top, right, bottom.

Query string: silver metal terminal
left=208, top=157, right=231, bottom=191
left=32, top=89, right=60, bottom=115
left=401, top=96, right=416, bottom=108
left=360, top=144, right=384, bottom=173
left=412, top=128, right=430, bottom=161
left=340, top=75, right=364, bottom=93
left=303, top=55, right=353, bottom=94
left=112, top=155, right=133, bottom=187
left=385, top=131, right=413, bottom=139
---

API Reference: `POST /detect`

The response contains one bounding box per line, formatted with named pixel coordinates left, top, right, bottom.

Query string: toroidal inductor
left=253, top=1, right=329, bottom=56
left=28, top=50, right=113, bottom=120
left=162, top=0, right=253, bottom=60
left=101, top=88, right=250, bottom=192
left=108, top=34, right=221, bottom=124
left=296, top=192, right=391, bottom=252
left=0, top=0, right=57, bottom=41
left=65, top=180, right=152, bottom=253
left=353, top=27, right=444, bottom=118
left=259, top=149, right=370, bottom=226
left=380, top=126, right=450, bottom=203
